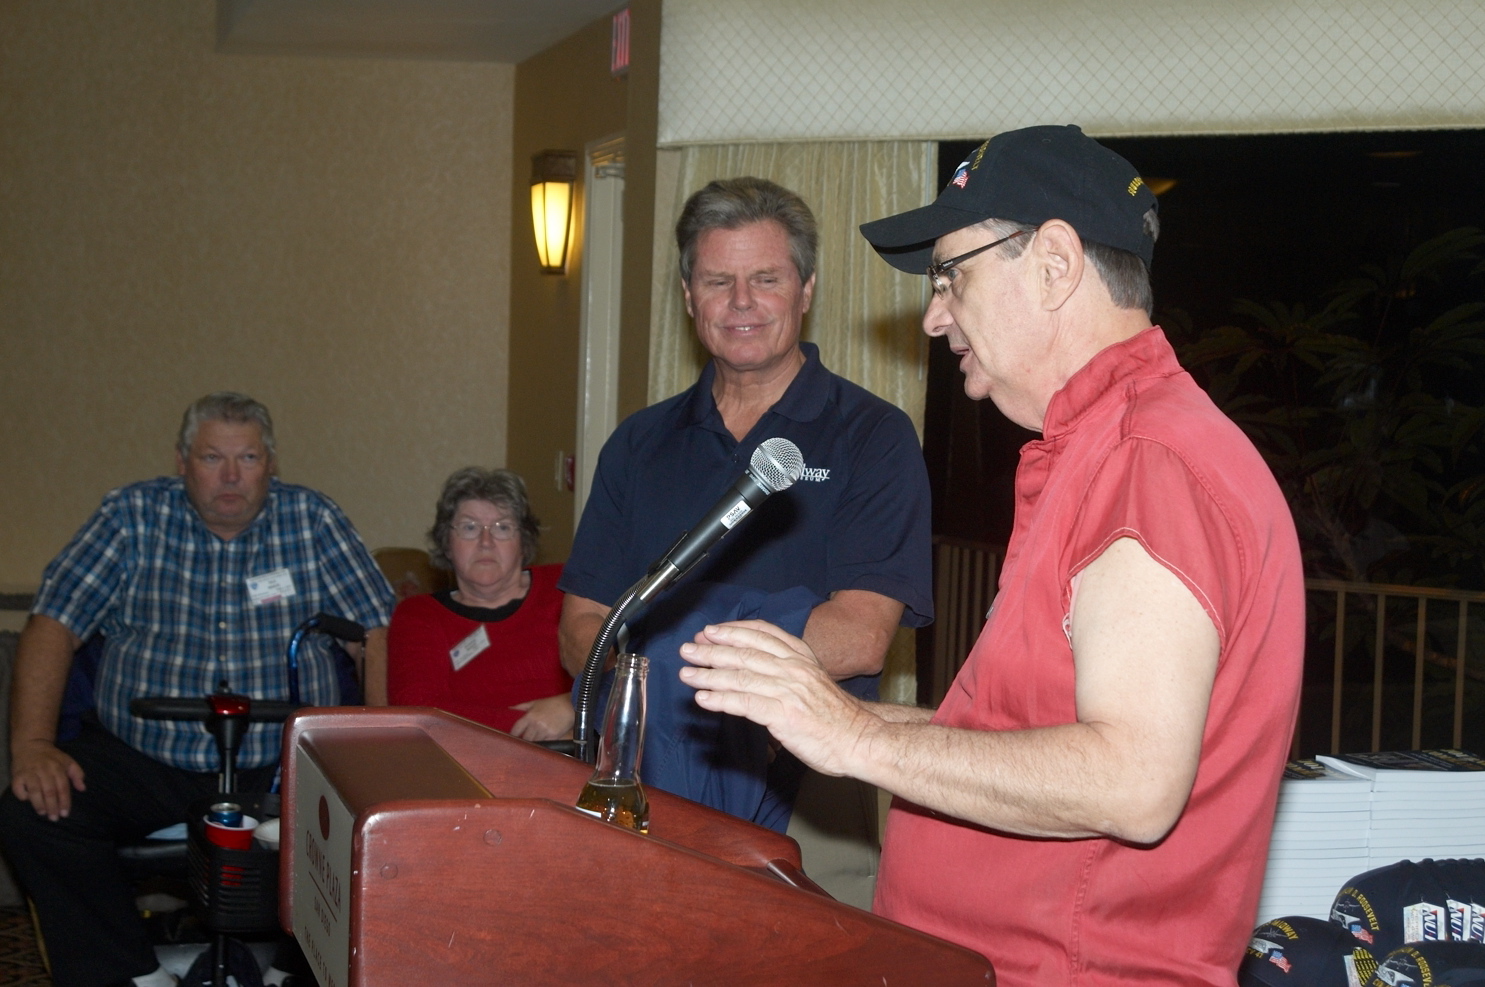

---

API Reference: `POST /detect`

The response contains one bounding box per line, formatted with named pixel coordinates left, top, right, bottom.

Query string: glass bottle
left=575, top=653, right=650, bottom=832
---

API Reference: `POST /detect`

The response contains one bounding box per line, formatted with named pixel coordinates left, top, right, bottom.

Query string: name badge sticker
left=450, top=625, right=491, bottom=671
left=246, top=568, right=297, bottom=606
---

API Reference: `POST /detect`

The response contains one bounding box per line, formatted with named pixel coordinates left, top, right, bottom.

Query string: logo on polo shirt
left=799, top=467, right=831, bottom=482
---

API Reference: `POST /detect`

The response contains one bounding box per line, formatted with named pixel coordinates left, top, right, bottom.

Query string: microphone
left=572, top=437, right=805, bottom=761
left=633, top=437, right=804, bottom=603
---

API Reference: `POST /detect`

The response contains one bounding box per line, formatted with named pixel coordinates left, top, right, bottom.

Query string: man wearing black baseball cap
left=678, top=125, right=1305, bottom=985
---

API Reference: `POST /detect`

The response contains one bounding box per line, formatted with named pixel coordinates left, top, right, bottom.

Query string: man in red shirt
left=678, top=125, right=1305, bottom=985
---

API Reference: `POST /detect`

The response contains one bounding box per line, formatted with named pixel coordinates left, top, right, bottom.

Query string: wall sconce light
left=531, top=150, right=578, bottom=274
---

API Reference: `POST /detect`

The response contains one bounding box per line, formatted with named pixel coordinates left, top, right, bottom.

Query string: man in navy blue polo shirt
left=558, top=177, right=933, bottom=831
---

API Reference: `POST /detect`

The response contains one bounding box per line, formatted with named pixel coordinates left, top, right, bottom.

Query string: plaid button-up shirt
left=34, top=477, right=395, bottom=771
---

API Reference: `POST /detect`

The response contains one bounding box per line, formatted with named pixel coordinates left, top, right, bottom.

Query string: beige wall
left=616, top=0, right=661, bottom=424
left=0, top=0, right=514, bottom=589
left=507, top=0, right=660, bottom=564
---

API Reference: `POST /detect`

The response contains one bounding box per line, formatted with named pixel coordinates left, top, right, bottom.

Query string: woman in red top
left=387, top=467, right=573, bottom=740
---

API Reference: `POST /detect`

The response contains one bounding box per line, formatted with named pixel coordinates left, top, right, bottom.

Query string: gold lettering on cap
left=971, top=141, right=989, bottom=170
left=1127, top=176, right=1145, bottom=196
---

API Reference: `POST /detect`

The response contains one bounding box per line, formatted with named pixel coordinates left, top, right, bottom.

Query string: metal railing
left=928, top=538, right=1483, bottom=756
left=1304, top=579, right=1484, bottom=755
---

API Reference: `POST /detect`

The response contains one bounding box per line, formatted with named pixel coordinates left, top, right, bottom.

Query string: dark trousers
left=0, top=721, right=275, bottom=987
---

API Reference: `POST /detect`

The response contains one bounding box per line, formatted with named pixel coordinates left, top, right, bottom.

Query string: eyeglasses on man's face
left=452, top=518, right=518, bottom=542
left=926, top=229, right=1031, bottom=298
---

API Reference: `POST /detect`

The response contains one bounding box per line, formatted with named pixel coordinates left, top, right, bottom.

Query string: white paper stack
left=1254, top=759, right=1375, bottom=924
left=1317, top=749, right=1485, bottom=870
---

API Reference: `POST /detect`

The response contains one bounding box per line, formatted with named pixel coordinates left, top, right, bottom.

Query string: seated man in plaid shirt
left=0, top=392, right=395, bottom=987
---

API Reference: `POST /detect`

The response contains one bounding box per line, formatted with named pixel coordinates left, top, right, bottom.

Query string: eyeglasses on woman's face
left=451, top=518, right=518, bottom=542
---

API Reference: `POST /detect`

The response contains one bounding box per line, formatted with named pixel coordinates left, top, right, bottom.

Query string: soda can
left=208, top=802, right=243, bottom=827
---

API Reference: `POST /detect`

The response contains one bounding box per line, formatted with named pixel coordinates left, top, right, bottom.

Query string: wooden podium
left=281, top=708, right=994, bottom=986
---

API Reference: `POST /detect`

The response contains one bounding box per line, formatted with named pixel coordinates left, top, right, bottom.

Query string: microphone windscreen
left=751, top=437, right=804, bottom=492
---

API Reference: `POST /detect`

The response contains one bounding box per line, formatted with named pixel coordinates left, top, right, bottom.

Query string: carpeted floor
left=0, top=907, right=49, bottom=987
left=0, top=903, right=300, bottom=987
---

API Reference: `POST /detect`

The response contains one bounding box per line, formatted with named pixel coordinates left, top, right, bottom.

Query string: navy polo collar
left=681, top=342, right=831, bottom=430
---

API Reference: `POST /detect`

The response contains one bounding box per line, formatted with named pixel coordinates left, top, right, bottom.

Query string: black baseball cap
left=859, top=124, right=1159, bottom=274
left=1239, top=916, right=1358, bottom=987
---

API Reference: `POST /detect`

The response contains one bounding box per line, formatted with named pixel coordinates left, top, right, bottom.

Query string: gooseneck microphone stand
left=573, top=581, right=644, bottom=763
left=572, top=437, right=806, bottom=763
left=573, top=548, right=688, bottom=762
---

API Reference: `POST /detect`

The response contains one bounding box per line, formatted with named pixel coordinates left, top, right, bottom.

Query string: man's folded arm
left=558, top=593, right=611, bottom=678
left=801, top=588, right=903, bottom=680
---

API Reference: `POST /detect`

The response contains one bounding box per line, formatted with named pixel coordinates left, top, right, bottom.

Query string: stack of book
left=1316, top=749, right=1485, bottom=870
left=1254, top=758, right=1374, bottom=924
left=1254, top=750, right=1485, bottom=924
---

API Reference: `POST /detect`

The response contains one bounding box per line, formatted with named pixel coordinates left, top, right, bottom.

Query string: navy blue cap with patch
left=1239, top=916, right=1357, bottom=987
left=1368, top=941, right=1485, bottom=987
left=1421, top=858, right=1485, bottom=943
left=859, top=124, right=1158, bottom=274
left=1333, top=860, right=1453, bottom=961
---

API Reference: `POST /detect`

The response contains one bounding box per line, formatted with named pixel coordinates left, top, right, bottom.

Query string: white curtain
left=659, top=0, right=1485, bottom=144
left=649, top=139, right=935, bottom=703
left=650, top=140, right=934, bottom=430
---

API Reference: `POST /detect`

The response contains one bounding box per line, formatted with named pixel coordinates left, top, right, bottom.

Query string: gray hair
left=676, top=177, right=819, bottom=285
left=977, top=210, right=1159, bottom=317
left=428, top=467, right=541, bottom=569
left=177, top=392, right=276, bottom=460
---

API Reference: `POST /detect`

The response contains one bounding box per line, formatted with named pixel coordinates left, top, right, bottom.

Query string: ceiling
left=216, top=0, right=627, bottom=64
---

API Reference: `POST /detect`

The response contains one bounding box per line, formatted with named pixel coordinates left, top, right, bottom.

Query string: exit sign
left=611, top=8, right=630, bottom=77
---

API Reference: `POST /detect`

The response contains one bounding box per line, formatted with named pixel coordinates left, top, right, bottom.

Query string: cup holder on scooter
left=186, top=793, right=281, bottom=935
